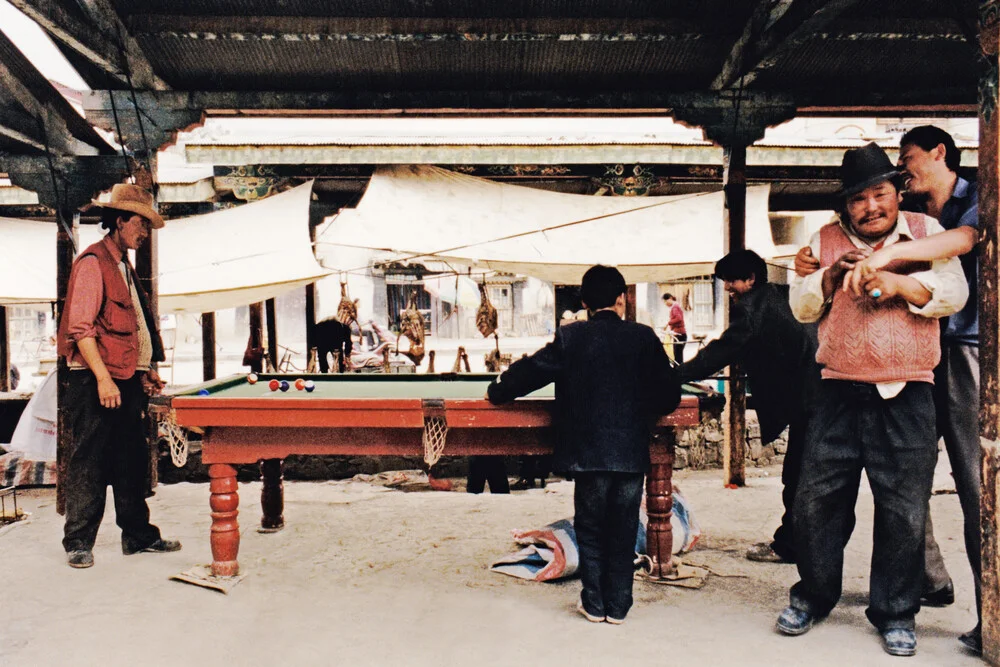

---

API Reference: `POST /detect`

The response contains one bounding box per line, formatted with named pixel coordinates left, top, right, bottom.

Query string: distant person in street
left=793, top=126, right=982, bottom=654
left=56, top=184, right=182, bottom=569
left=662, top=293, right=687, bottom=362
left=677, top=249, right=820, bottom=566
left=779, top=143, right=967, bottom=657
left=487, top=264, right=680, bottom=625
left=315, top=317, right=353, bottom=372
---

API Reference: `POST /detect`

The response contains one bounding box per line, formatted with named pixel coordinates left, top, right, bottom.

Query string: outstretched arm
left=847, top=227, right=976, bottom=295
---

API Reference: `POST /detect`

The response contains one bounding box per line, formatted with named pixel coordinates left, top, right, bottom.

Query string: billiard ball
left=268, top=379, right=280, bottom=392
left=294, top=378, right=305, bottom=391
left=279, top=380, right=290, bottom=392
left=247, top=373, right=258, bottom=385
left=304, top=380, right=315, bottom=393
left=197, top=388, right=210, bottom=396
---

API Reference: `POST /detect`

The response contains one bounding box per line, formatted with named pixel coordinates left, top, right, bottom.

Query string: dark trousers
left=925, top=343, right=981, bottom=620
left=62, top=372, right=161, bottom=553
left=574, top=472, right=644, bottom=620
left=770, top=414, right=807, bottom=562
left=466, top=456, right=510, bottom=494
left=672, top=333, right=687, bottom=363
left=790, top=380, right=937, bottom=631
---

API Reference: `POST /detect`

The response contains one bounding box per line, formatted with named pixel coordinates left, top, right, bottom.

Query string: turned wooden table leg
left=209, top=463, right=240, bottom=576
left=645, top=433, right=676, bottom=580
left=259, top=458, right=285, bottom=532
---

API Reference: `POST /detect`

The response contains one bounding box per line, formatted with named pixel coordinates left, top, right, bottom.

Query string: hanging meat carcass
left=396, top=291, right=426, bottom=366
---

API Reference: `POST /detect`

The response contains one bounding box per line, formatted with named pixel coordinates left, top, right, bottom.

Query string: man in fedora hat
left=57, top=183, right=181, bottom=569
left=776, top=143, right=967, bottom=656
left=795, top=127, right=983, bottom=654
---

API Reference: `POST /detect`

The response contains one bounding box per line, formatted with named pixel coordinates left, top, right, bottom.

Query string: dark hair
left=900, top=125, right=960, bottom=173
left=714, top=249, right=768, bottom=285
left=580, top=264, right=626, bottom=310
left=100, top=207, right=127, bottom=232
left=662, top=293, right=675, bottom=302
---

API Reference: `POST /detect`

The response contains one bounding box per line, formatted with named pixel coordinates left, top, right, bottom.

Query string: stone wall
left=672, top=408, right=786, bottom=471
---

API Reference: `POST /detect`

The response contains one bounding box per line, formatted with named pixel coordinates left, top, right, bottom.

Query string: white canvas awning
left=316, top=165, right=775, bottom=285
left=0, top=181, right=331, bottom=312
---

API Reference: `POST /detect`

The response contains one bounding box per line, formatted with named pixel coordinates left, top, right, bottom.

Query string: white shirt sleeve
left=789, top=232, right=829, bottom=323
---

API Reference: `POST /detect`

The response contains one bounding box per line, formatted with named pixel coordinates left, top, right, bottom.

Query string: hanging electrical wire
left=36, top=114, right=76, bottom=254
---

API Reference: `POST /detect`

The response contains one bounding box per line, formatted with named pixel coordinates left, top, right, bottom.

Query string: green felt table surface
left=170, top=373, right=715, bottom=402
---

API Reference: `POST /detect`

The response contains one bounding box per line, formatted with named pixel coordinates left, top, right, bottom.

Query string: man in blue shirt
left=896, top=125, right=980, bottom=655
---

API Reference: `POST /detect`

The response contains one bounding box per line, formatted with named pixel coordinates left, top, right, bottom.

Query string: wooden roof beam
left=8, top=0, right=168, bottom=90
left=714, top=0, right=863, bottom=90
left=0, top=29, right=113, bottom=155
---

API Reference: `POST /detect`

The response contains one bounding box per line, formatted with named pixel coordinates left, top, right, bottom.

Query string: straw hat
left=91, top=183, right=164, bottom=229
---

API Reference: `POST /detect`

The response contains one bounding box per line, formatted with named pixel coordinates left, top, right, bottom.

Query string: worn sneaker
left=576, top=600, right=605, bottom=623
left=605, top=615, right=625, bottom=625
left=776, top=606, right=815, bottom=636
left=746, top=542, right=792, bottom=563
left=881, top=628, right=917, bottom=657
left=67, top=550, right=94, bottom=569
left=123, top=538, right=182, bottom=555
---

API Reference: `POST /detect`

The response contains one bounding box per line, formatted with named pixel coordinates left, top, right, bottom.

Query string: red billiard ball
left=268, top=379, right=280, bottom=392
left=247, top=373, right=259, bottom=385
left=294, top=378, right=305, bottom=391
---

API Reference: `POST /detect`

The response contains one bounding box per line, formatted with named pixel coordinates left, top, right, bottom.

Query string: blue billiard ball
left=197, top=388, right=210, bottom=396
left=279, top=380, right=290, bottom=392
left=304, top=380, right=315, bottom=393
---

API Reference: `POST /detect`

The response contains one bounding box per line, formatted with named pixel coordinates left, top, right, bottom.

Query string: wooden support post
left=306, top=222, right=318, bottom=354
left=265, top=298, right=278, bottom=373
left=55, top=212, right=78, bottom=516
left=201, top=312, right=216, bottom=382
left=978, top=4, right=1000, bottom=660
left=625, top=285, right=637, bottom=322
left=248, top=302, right=264, bottom=374
left=722, top=143, right=748, bottom=488
left=0, top=305, right=9, bottom=392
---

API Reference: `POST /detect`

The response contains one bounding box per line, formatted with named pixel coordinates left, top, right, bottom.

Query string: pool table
left=167, top=373, right=722, bottom=579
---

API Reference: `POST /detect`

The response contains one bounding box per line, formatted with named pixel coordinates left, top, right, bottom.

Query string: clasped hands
left=795, top=245, right=901, bottom=302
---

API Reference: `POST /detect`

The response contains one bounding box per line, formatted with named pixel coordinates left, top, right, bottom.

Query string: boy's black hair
left=662, top=292, right=675, bottom=301
left=580, top=264, right=626, bottom=310
left=900, top=125, right=961, bottom=173
left=714, top=249, right=768, bottom=285
left=100, top=207, right=128, bottom=232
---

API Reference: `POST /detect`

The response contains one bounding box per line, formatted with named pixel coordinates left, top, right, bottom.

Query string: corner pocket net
left=159, top=409, right=190, bottom=468
left=422, top=415, right=448, bottom=468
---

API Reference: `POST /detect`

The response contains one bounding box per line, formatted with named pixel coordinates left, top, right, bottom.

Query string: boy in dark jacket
left=678, top=249, right=821, bottom=565
left=487, top=265, right=680, bottom=624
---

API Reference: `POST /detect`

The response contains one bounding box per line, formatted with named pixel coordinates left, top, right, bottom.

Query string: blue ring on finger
left=871, top=288, right=882, bottom=298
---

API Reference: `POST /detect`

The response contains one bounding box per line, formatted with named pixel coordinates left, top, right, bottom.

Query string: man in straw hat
left=777, top=143, right=967, bottom=656
left=56, top=183, right=181, bottom=569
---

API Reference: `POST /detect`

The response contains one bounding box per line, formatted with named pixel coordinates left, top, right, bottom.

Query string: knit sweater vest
left=815, top=212, right=940, bottom=384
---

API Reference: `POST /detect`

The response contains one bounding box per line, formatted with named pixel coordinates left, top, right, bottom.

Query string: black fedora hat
left=839, top=142, right=902, bottom=198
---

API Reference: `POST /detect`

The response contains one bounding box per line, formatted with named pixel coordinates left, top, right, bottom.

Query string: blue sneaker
left=881, top=628, right=916, bottom=657
left=776, top=606, right=815, bottom=636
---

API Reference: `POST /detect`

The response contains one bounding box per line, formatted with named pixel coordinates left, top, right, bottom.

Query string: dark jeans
left=790, top=380, right=937, bottom=631
left=925, top=343, right=981, bottom=622
left=672, top=333, right=687, bottom=363
left=574, top=472, right=644, bottom=620
left=466, top=456, right=510, bottom=494
left=770, top=414, right=806, bottom=562
left=62, top=372, right=161, bottom=553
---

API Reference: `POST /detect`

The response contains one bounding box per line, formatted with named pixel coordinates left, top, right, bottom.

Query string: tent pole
left=0, top=306, right=9, bottom=392
left=722, top=142, right=748, bottom=489
left=978, top=5, right=1000, bottom=661
left=248, top=302, right=264, bottom=374
left=265, top=298, right=278, bottom=373
left=201, top=312, right=216, bottom=381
